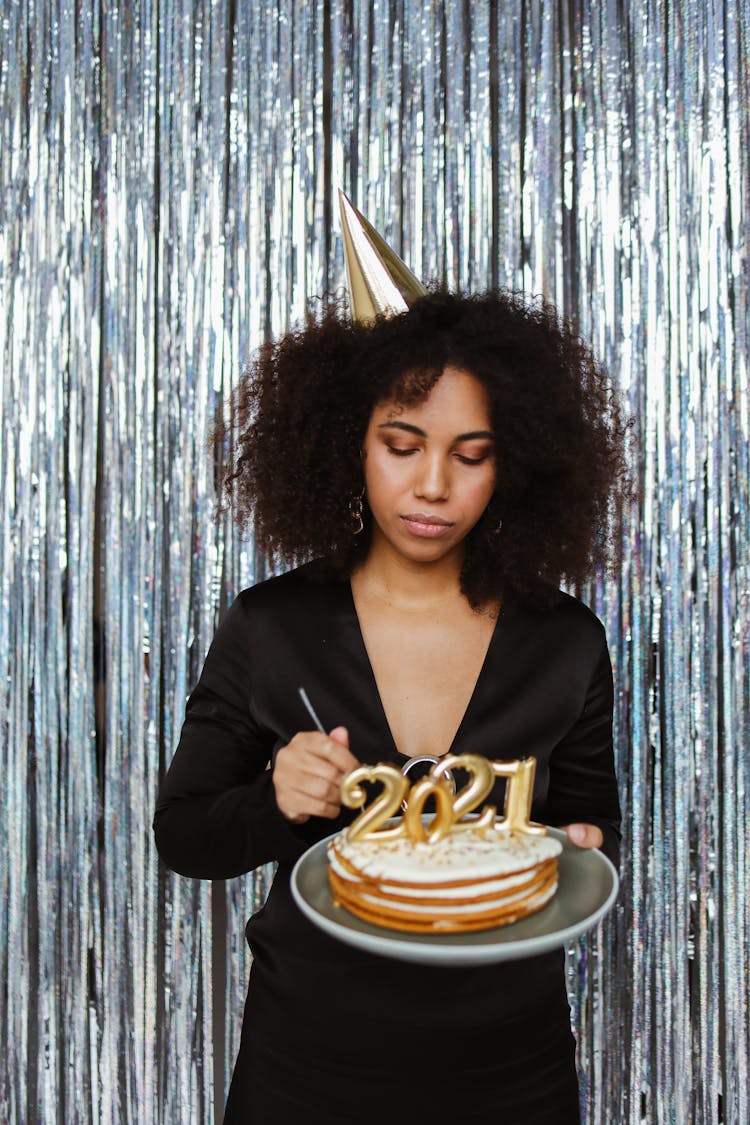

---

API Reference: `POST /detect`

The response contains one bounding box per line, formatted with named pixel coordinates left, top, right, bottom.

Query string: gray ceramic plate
left=291, top=826, right=619, bottom=965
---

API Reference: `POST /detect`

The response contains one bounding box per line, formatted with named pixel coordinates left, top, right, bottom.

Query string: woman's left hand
left=562, top=823, right=603, bottom=849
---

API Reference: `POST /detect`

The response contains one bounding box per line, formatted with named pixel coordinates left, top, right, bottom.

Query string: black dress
left=153, top=565, right=621, bottom=1125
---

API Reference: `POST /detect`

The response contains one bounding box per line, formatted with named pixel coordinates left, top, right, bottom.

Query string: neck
left=353, top=534, right=465, bottom=612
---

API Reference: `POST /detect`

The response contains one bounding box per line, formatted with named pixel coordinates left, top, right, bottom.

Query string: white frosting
left=331, top=829, right=561, bottom=885
left=355, top=879, right=557, bottom=917
left=328, top=849, right=541, bottom=899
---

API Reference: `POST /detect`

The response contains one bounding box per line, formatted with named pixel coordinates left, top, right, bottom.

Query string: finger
left=287, top=749, right=353, bottom=791
left=278, top=779, right=343, bottom=821
left=563, top=823, right=604, bottom=849
left=283, top=797, right=342, bottom=821
left=305, top=798, right=342, bottom=820
left=287, top=768, right=343, bottom=806
left=289, top=729, right=356, bottom=766
left=307, top=733, right=358, bottom=774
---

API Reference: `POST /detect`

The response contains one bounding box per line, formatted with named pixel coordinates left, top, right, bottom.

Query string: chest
left=354, top=601, right=497, bottom=759
left=248, top=578, right=595, bottom=810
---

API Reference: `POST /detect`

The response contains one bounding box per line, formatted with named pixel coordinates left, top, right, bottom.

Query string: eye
left=386, top=445, right=418, bottom=458
left=455, top=452, right=491, bottom=466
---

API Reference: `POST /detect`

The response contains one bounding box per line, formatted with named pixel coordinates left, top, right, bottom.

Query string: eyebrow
left=378, top=421, right=494, bottom=442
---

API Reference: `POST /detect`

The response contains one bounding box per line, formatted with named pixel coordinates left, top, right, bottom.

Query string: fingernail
left=569, top=825, right=586, bottom=845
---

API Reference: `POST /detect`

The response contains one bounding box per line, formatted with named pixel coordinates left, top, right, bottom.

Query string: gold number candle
left=342, top=764, right=408, bottom=842
left=491, top=758, right=546, bottom=836
left=403, top=776, right=455, bottom=844
left=430, top=753, right=496, bottom=831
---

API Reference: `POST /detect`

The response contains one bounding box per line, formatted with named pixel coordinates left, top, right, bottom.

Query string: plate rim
left=290, top=824, right=619, bottom=965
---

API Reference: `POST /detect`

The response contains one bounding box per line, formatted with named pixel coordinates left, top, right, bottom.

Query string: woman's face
left=361, top=366, right=496, bottom=567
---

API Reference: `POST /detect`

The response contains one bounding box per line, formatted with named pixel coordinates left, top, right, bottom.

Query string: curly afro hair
left=217, top=290, right=630, bottom=608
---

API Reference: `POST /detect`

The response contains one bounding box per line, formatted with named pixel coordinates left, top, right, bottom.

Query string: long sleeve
left=153, top=595, right=312, bottom=879
left=541, top=631, right=622, bottom=868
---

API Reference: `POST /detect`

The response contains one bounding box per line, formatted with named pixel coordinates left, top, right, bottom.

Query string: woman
left=154, top=287, right=627, bottom=1123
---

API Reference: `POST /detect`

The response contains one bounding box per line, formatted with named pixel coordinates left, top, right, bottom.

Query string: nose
left=414, top=452, right=449, bottom=502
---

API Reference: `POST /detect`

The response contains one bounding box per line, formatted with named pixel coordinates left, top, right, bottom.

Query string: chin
left=396, top=533, right=463, bottom=564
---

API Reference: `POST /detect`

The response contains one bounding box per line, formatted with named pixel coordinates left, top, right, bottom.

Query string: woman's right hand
left=272, top=726, right=359, bottom=824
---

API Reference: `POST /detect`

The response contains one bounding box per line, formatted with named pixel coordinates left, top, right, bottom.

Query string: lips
left=400, top=513, right=455, bottom=538
left=401, top=513, right=453, bottom=526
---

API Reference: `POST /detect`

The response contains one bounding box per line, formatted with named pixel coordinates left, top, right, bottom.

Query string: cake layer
left=327, top=828, right=562, bottom=934
left=331, top=829, right=561, bottom=884
left=330, top=862, right=557, bottom=916
left=330, top=855, right=557, bottom=909
left=331, top=873, right=558, bottom=934
left=329, top=848, right=557, bottom=904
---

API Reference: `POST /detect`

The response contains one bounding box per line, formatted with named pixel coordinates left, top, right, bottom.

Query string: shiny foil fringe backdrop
left=1, top=1, right=748, bottom=1121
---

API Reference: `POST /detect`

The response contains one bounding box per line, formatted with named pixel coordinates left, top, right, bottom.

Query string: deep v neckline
left=344, top=579, right=501, bottom=760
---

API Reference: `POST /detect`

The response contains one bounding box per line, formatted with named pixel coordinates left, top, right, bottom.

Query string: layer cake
left=328, top=828, right=562, bottom=934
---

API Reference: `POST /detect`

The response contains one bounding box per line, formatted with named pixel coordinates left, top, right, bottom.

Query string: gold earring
left=349, top=491, right=364, bottom=535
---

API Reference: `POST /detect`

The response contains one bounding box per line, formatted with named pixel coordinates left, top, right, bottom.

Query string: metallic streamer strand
left=1, top=1, right=748, bottom=1121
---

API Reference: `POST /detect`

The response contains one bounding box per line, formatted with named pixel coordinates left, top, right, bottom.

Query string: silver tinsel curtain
left=1, top=1, right=748, bottom=1121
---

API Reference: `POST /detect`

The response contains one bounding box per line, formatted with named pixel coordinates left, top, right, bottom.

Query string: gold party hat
left=338, top=190, right=427, bottom=322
